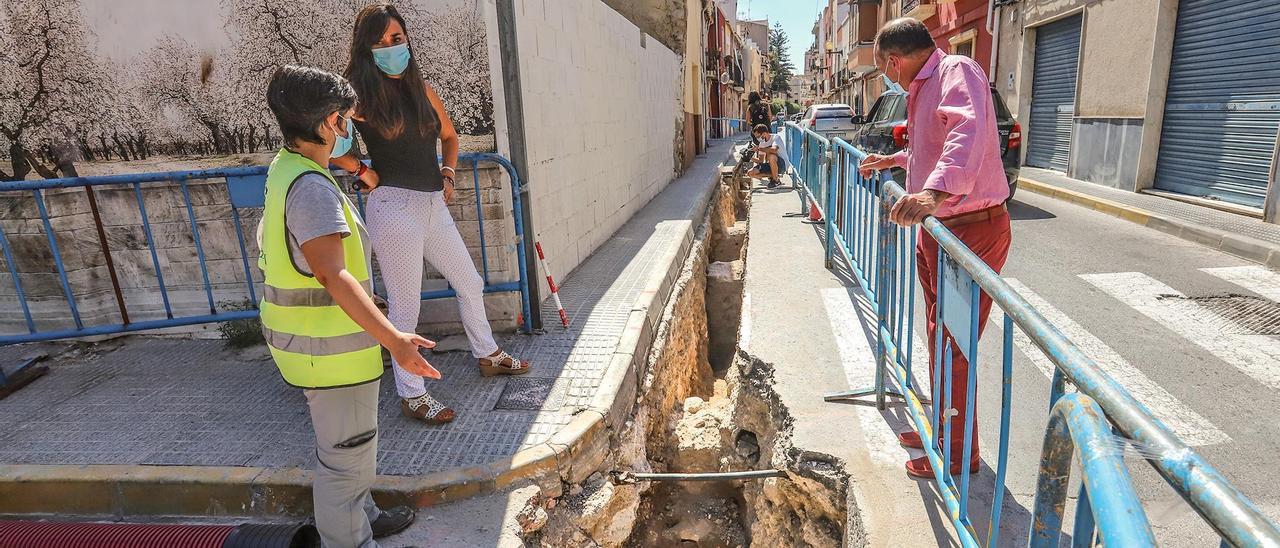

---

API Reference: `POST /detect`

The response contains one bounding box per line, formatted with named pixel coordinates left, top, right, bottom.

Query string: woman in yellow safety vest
left=261, top=64, right=436, bottom=547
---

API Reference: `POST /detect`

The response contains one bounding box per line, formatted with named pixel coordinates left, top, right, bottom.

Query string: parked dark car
left=850, top=85, right=1022, bottom=200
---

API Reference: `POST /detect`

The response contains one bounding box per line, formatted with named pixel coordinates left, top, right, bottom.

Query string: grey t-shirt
left=282, top=173, right=370, bottom=275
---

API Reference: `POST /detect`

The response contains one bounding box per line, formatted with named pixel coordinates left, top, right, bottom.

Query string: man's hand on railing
left=889, top=189, right=950, bottom=226
left=859, top=153, right=896, bottom=177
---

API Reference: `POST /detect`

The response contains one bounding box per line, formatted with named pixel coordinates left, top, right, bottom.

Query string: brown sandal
left=478, top=350, right=531, bottom=377
left=400, top=392, right=456, bottom=425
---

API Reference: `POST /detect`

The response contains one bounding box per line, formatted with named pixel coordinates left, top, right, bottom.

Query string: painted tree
left=0, top=0, right=99, bottom=180
left=414, top=6, right=494, bottom=135
left=138, top=35, right=246, bottom=155
left=223, top=0, right=352, bottom=75
left=767, top=23, right=794, bottom=95
left=224, top=0, right=492, bottom=137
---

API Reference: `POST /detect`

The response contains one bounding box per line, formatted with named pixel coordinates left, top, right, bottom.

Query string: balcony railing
left=903, top=0, right=937, bottom=21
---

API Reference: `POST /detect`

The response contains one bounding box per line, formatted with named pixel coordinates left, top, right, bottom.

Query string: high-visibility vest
left=258, top=148, right=383, bottom=389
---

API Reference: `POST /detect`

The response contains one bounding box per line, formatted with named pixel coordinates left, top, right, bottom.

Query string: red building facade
left=913, top=0, right=996, bottom=81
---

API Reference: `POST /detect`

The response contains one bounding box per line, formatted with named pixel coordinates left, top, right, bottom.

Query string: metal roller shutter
left=1026, top=14, right=1082, bottom=171
left=1154, top=0, right=1280, bottom=208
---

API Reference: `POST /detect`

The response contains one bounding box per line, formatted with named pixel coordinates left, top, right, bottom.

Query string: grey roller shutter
left=1154, top=0, right=1280, bottom=208
left=1026, top=14, right=1082, bottom=171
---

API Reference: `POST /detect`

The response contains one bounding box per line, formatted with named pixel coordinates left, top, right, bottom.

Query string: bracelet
left=441, top=166, right=456, bottom=175
left=354, top=163, right=368, bottom=178
left=442, top=175, right=455, bottom=186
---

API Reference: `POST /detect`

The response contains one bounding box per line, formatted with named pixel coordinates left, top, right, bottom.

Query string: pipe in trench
left=612, top=469, right=787, bottom=484
left=0, top=520, right=317, bottom=548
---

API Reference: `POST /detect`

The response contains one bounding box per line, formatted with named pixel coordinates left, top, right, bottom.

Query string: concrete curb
left=1018, top=176, right=1280, bottom=270
left=0, top=146, right=730, bottom=520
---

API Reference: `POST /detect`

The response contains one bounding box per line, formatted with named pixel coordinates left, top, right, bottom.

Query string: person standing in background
left=747, top=90, right=774, bottom=143
left=330, top=3, right=532, bottom=427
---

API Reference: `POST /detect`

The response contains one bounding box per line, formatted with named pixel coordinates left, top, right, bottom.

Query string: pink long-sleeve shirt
left=890, top=49, right=1009, bottom=218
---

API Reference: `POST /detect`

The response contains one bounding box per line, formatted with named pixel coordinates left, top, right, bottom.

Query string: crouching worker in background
left=747, top=123, right=789, bottom=189
left=260, top=64, right=440, bottom=547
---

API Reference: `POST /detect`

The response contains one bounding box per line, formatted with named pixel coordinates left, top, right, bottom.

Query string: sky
left=736, top=0, right=825, bottom=76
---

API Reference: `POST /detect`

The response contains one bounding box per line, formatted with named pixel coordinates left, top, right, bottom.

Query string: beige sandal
left=478, top=350, right=531, bottom=377
left=400, top=392, right=456, bottom=424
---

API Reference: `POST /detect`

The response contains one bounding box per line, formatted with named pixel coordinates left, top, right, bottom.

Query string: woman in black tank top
left=332, top=4, right=533, bottom=426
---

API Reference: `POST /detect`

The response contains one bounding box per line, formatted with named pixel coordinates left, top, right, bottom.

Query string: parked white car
left=799, top=104, right=856, bottom=141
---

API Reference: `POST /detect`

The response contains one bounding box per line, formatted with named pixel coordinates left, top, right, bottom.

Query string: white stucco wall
left=513, top=0, right=683, bottom=283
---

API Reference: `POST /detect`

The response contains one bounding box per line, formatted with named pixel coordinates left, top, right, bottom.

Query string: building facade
left=811, top=0, right=900, bottom=113
left=996, top=0, right=1280, bottom=222
left=702, top=0, right=755, bottom=137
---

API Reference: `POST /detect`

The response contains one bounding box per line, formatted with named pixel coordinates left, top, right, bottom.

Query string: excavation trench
left=517, top=167, right=850, bottom=547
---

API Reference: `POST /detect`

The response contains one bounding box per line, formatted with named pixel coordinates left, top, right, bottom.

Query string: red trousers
left=916, top=209, right=1011, bottom=463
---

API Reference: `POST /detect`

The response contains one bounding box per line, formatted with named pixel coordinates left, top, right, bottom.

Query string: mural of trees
left=0, top=0, right=496, bottom=181
left=419, top=7, right=494, bottom=135
left=0, top=0, right=100, bottom=179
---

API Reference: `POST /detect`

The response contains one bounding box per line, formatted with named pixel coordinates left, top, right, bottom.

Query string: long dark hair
left=344, top=3, right=438, bottom=140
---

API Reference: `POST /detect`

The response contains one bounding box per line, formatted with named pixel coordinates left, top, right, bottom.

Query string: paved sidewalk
left=741, top=175, right=975, bottom=547
left=1020, top=167, right=1280, bottom=268
left=0, top=141, right=730, bottom=517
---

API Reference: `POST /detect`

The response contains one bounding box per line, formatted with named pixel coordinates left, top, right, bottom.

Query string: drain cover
left=494, top=377, right=563, bottom=411
left=1158, top=294, right=1280, bottom=335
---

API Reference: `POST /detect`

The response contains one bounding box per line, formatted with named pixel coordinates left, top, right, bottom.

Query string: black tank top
left=355, top=87, right=443, bottom=193
left=749, top=102, right=771, bottom=127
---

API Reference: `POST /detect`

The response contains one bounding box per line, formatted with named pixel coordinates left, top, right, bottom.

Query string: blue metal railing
left=0, top=152, right=533, bottom=347
left=781, top=122, right=1280, bottom=547
left=707, top=117, right=747, bottom=140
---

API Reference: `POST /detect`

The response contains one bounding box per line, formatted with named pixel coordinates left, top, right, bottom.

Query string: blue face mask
left=372, top=43, right=411, bottom=76
left=330, top=116, right=354, bottom=158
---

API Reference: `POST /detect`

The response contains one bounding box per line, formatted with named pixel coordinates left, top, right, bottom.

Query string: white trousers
left=366, top=186, right=498, bottom=399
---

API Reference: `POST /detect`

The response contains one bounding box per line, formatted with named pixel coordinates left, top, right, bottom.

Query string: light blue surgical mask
left=330, top=116, right=354, bottom=158
left=881, top=73, right=905, bottom=94
left=372, top=43, right=411, bottom=76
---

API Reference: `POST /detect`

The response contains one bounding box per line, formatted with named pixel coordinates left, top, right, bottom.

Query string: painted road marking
left=1003, top=278, right=1229, bottom=446
left=1201, top=266, right=1280, bottom=303
left=1082, top=272, right=1280, bottom=392
left=822, top=288, right=933, bottom=467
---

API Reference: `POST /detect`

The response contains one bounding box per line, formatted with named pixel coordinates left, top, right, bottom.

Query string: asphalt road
left=744, top=176, right=1280, bottom=547
left=947, top=189, right=1280, bottom=545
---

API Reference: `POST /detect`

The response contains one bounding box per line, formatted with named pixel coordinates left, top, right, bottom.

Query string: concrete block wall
left=0, top=164, right=520, bottom=338
left=514, top=0, right=682, bottom=284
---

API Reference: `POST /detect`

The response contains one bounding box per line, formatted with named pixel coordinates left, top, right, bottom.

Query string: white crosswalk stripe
left=1201, top=266, right=1280, bottom=303
left=1082, top=272, right=1280, bottom=392
left=1002, top=278, right=1229, bottom=446
left=822, top=288, right=927, bottom=468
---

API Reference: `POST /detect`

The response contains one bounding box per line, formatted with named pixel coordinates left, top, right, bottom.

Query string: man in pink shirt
left=859, top=18, right=1012, bottom=480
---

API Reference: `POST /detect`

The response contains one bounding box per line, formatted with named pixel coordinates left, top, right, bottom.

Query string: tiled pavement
left=0, top=143, right=724, bottom=478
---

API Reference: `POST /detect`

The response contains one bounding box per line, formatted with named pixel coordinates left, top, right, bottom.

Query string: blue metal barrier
left=707, top=117, right=748, bottom=140
left=783, top=123, right=1280, bottom=547
left=0, top=152, right=533, bottom=347
left=785, top=122, right=829, bottom=219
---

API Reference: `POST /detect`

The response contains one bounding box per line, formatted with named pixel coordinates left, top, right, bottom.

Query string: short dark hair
left=753, top=124, right=770, bottom=135
left=875, top=18, right=936, bottom=57
left=266, top=65, right=357, bottom=147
